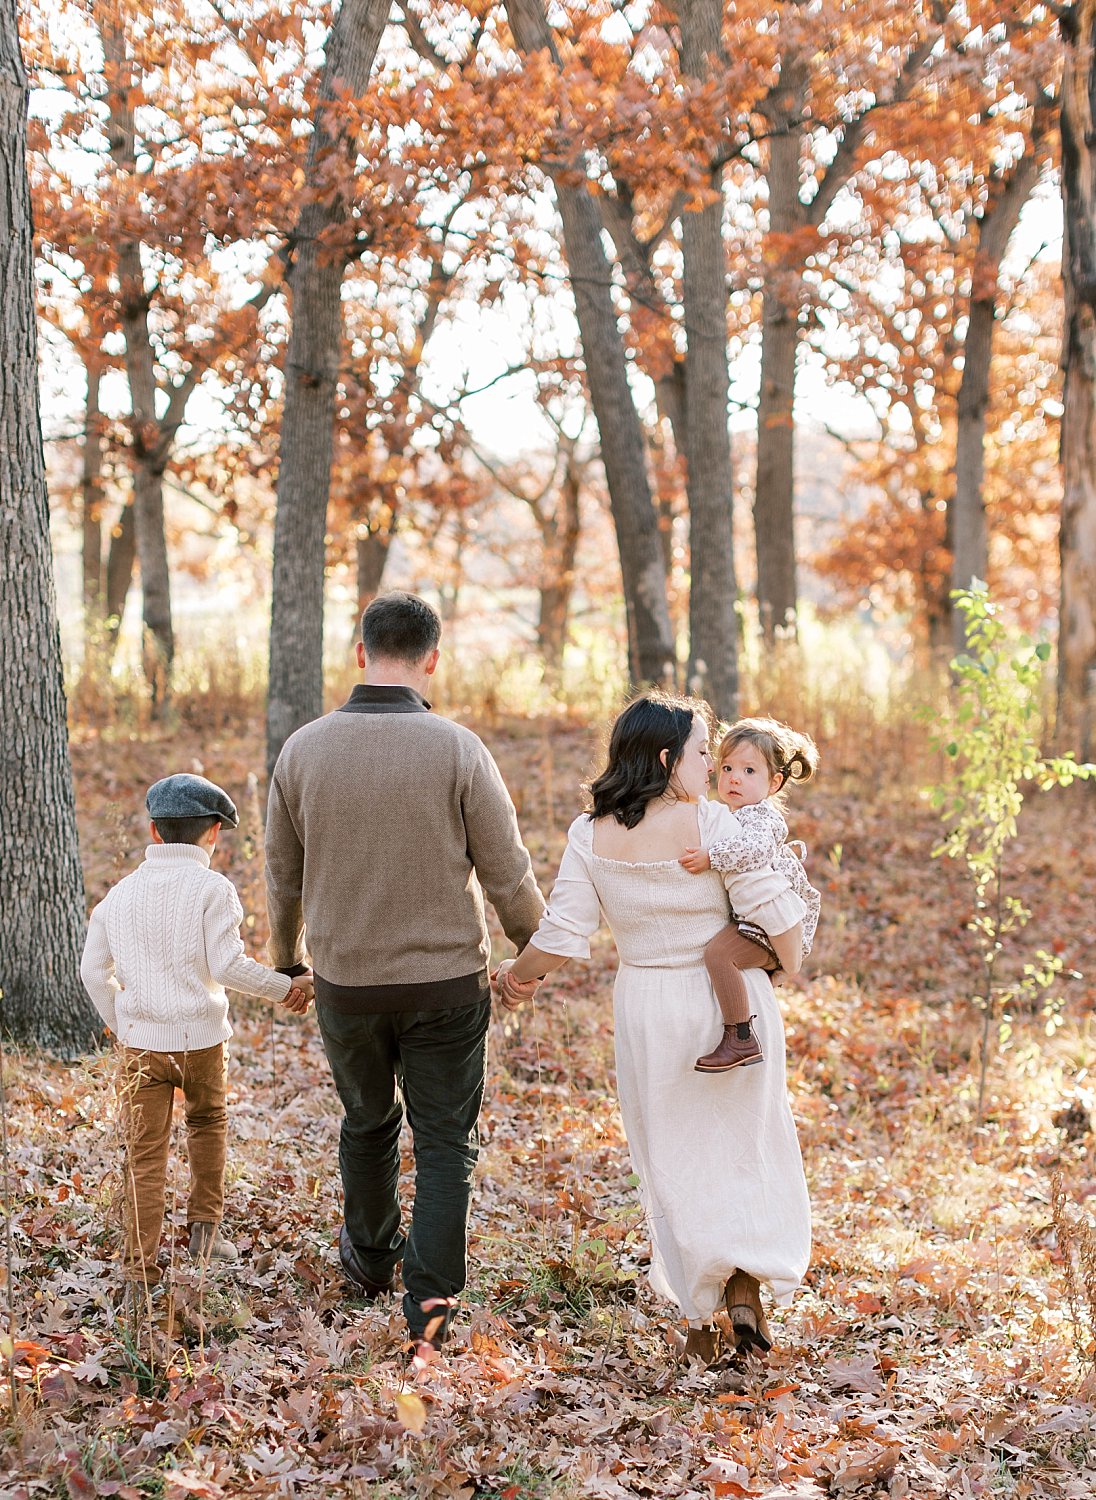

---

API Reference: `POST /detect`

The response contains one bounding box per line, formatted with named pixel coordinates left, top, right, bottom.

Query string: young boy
left=80, top=773, right=312, bottom=1288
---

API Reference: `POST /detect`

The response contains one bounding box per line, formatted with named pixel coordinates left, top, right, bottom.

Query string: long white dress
left=530, top=798, right=812, bottom=1322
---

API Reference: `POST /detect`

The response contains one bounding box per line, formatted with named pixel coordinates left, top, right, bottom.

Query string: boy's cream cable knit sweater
left=81, top=843, right=291, bottom=1051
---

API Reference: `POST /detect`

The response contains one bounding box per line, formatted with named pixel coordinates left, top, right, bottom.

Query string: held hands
left=679, top=846, right=712, bottom=874
left=281, top=972, right=314, bottom=1015
left=492, top=959, right=541, bottom=1012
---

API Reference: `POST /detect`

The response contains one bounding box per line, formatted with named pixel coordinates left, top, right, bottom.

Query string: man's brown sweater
left=265, top=685, right=546, bottom=1010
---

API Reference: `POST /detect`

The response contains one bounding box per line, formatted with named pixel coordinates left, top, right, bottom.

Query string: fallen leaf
left=391, top=1389, right=427, bottom=1436
left=831, top=1443, right=902, bottom=1490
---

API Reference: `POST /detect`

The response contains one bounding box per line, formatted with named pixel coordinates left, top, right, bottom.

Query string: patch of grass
left=474, top=1459, right=573, bottom=1500
left=73, top=1431, right=170, bottom=1497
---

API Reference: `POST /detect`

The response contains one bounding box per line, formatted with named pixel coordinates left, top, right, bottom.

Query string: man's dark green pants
left=315, top=986, right=492, bottom=1341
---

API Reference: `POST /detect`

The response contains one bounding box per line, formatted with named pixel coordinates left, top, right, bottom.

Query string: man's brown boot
left=695, top=1019, right=764, bottom=1073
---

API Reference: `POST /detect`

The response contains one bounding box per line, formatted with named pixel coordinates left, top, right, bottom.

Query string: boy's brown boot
left=188, top=1222, right=239, bottom=1264
left=695, top=1019, right=764, bottom=1073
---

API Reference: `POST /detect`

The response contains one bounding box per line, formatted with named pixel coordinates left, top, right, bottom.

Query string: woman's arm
left=494, top=817, right=603, bottom=1009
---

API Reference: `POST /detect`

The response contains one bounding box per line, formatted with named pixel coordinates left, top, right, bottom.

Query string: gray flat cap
left=146, top=774, right=239, bottom=827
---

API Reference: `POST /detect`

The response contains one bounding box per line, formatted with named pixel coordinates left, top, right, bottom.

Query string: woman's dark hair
left=588, top=692, right=712, bottom=829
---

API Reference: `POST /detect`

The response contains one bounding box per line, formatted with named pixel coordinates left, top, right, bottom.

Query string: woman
left=496, top=693, right=811, bottom=1362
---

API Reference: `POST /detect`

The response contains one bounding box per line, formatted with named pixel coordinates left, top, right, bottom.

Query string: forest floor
left=3, top=711, right=1096, bottom=1499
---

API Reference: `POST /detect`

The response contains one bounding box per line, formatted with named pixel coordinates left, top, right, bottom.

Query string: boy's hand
left=679, top=846, right=711, bottom=874
left=282, top=974, right=314, bottom=1014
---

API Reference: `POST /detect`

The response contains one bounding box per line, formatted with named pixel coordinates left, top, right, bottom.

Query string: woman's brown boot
left=724, top=1272, right=773, bottom=1354
left=695, top=1019, right=764, bottom=1073
left=683, top=1324, right=720, bottom=1364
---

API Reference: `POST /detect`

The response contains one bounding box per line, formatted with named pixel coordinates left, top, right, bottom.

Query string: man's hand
left=492, top=959, right=541, bottom=1012
left=679, top=846, right=712, bottom=874
left=282, top=973, right=314, bottom=1015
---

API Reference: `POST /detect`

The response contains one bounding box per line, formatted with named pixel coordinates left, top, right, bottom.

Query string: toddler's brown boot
left=694, top=1019, right=764, bottom=1073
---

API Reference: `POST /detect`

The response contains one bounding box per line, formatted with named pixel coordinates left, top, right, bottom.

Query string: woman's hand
left=679, top=846, right=712, bottom=874
left=492, top=959, right=541, bottom=1012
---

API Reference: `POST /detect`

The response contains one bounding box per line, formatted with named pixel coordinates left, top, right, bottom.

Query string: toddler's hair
left=717, top=716, right=818, bottom=797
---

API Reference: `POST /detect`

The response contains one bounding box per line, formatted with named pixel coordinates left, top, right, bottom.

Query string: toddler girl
left=679, top=716, right=821, bottom=1073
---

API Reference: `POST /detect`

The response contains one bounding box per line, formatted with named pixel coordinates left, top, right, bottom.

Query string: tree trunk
left=925, top=486, right=952, bottom=661
left=82, top=360, right=104, bottom=626
left=355, top=524, right=393, bottom=614
left=105, top=498, right=136, bottom=644
left=951, top=151, right=1040, bottom=654
left=102, top=13, right=175, bottom=708
left=749, top=26, right=938, bottom=645
left=266, top=0, right=393, bottom=777
left=676, top=0, right=739, bottom=720
left=0, top=7, right=99, bottom=1053
left=505, top=0, right=676, bottom=687
left=1059, top=0, right=1096, bottom=756
left=536, top=457, right=582, bottom=674
left=754, top=103, right=805, bottom=644
left=129, top=458, right=173, bottom=707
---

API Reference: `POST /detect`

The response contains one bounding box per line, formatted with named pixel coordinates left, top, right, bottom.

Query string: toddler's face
left=717, top=742, right=780, bottom=809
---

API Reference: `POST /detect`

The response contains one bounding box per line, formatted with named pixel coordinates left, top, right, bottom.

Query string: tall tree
left=750, top=1, right=943, bottom=642
left=1058, top=0, right=1096, bottom=755
left=950, top=135, right=1044, bottom=652
left=265, top=0, right=393, bottom=777
left=100, top=8, right=175, bottom=709
left=32, top=0, right=281, bottom=700
left=1, top=0, right=98, bottom=1053
left=674, top=0, right=739, bottom=717
left=502, top=0, right=676, bottom=689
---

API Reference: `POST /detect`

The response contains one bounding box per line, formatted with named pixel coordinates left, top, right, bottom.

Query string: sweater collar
left=144, top=843, right=212, bottom=868
left=339, top=684, right=431, bottom=715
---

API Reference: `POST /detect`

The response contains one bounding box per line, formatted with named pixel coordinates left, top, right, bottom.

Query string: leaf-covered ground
left=3, top=715, right=1095, bottom=1499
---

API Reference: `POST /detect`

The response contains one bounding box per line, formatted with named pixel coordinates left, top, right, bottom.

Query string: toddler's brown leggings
left=703, top=925, right=776, bottom=1026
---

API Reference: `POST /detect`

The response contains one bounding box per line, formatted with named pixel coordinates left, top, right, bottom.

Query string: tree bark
left=1058, top=0, right=1096, bottom=756
left=102, top=12, right=175, bottom=710
left=105, top=498, right=136, bottom=644
left=754, top=89, right=805, bottom=644
left=536, top=454, right=582, bottom=675
left=355, top=523, right=393, bottom=613
left=752, top=26, right=938, bottom=642
left=505, top=0, right=676, bottom=687
left=951, top=149, right=1040, bottom=654
left=266, top=0, right=393, bottom=778
left=0, top=5, right=99, bottom=1053
left=675, top=0, right=739, bottom=719
left=82, top=359, right=105, bottom=626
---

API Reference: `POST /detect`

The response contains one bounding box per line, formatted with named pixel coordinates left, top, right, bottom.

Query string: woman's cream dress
left=530, top=798, right=811, bottom=1322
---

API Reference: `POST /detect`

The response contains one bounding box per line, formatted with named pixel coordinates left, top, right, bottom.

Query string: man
left=265, top=591, right=545, bottom=1351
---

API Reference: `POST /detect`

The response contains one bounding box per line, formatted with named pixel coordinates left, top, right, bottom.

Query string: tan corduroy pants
left=120, top=1042, right=227, bottom=1284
